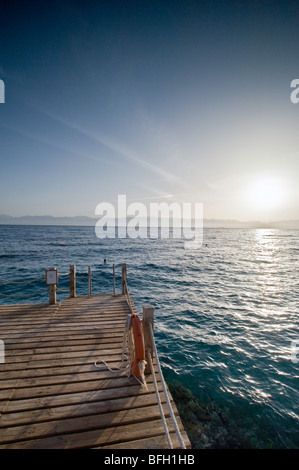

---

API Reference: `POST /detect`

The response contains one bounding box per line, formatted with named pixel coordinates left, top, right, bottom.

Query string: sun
left=249, top=178, right=285, bottom=210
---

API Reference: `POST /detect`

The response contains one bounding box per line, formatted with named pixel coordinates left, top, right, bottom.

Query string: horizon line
left=0, top=213, right=299, bottom=228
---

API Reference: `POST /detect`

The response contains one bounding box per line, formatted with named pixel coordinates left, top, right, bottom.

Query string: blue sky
left=0, top=0, right=299, bottom=221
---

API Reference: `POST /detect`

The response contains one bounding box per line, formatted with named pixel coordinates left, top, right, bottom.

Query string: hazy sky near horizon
left=0, top=0, right=299, bottom=222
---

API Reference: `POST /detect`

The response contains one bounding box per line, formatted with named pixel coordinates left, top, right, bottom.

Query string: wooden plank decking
left=0, top=294, right=190, bottom=449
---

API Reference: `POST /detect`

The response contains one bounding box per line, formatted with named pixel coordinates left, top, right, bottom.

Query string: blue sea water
left=0, top=224, right=298, bottom=448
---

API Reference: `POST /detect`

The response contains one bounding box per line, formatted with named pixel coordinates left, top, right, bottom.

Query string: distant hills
left=0, top=214, right=298, bottom=229
left=202, top=218, right=299, bottom=229
left=0, top=214, right=95, bottom=226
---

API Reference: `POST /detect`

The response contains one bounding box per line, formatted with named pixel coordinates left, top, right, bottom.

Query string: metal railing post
left=113, top=263, right=116, bottom=296
left=88, top=266, right=92, bottom=298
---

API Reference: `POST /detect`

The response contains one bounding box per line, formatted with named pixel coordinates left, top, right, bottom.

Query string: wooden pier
left=0, top=291, right=191, bottom=449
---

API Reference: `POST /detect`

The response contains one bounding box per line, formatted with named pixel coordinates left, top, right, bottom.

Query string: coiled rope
left=94, top=314, right=147, bottom=388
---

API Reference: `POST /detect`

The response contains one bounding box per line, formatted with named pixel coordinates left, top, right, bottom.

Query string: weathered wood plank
left=0, top=382, right=163, bottom=414
left=0, top=374, right=149, bottom=401
left=0, top=417, right=182, bottom=449
left=0, top=403, right=176, bottom=445
left=3, top=342, right=125, bottom=357
left=0, top=353, right=125, bottom=372
left=0, top=392, right=167, bottom=428
left=0, top=360, right=127, bottom=381
left=0, top=293, right=190, bottom=449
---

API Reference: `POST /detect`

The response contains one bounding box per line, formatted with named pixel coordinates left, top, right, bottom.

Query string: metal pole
left=113, top=263, right=116, bottom=296
left=88, top=266, right=92, bottom=298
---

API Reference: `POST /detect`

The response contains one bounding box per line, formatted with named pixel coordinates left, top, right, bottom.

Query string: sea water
left=0, top=225, right=298, bottom=448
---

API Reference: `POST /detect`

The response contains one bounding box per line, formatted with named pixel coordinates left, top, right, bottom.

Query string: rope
left=148, top=323, right=187, bottom=449
left=122, top=274, right=136, bottom=315
left=0, top=288, right=49, bottom=299
left=56, top=287, right=69, bottom=293
left=57, top=272, right=69, bottom=276
left=0, top=275, right=44, bottom=285
left=94, top=314, right=147, bottom=388
left=95, top=315, right=131, bottom=373
left=147, top=348, right=173, bottom=449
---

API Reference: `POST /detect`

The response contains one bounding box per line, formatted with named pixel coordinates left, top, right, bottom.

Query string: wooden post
left=46, top=267, right=57, bottom=305
left=49, top=284, right=56, bottom=305
left=142, top=304, right=155, bottom=375
left=121, top=263, right=127, bottom=295
left=70, top=265, right=76, bottom=298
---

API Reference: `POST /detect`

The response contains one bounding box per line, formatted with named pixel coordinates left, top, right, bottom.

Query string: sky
left=0, top=0, right=299, bottom=222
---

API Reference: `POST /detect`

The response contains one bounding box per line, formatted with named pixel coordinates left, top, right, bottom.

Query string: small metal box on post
left=70, top=265, right=76, bottom=298
left=142, top=304, right=155, bottom=375
left=45, top=268, right=58, bottom=305
left=121, top=263, right=127, bottom=295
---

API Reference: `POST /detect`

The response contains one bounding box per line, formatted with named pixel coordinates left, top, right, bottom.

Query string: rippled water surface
left=0, top=225, right=298, bottom=447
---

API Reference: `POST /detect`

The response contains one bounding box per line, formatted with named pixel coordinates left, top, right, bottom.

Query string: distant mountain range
left=0, top=214, right=95, bottom=226
left=0, top=214, right=298, bottom=229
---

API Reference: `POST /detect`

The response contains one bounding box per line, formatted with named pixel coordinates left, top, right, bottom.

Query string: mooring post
left=142, top=304, right=155, bottom=375
left=121, top=263, right=127, bottom=295
left=70, top=264, right=76, bottom=298
left=45, top=267, right=57, bottom=305
left=49, top=284, right=56, bottom=305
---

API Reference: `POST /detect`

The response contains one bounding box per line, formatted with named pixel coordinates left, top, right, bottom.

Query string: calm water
left=0, top=225, right=298, bottom=447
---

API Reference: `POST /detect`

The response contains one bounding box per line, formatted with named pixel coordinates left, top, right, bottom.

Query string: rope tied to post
left=0, top=288, right=49, bottom=299
left=0, top=275, right=44, bottom=285
left=0, top=273, right=48, bottom=299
